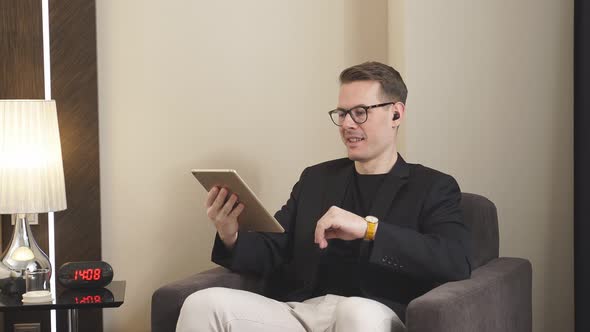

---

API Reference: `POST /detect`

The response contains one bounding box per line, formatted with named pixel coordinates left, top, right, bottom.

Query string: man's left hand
left=314, top=206, right=368, bottom=249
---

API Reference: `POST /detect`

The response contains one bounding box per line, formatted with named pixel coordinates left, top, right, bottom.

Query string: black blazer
left=212, top=155, right=471, bottom=317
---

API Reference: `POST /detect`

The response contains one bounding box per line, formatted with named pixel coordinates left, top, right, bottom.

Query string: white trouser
left=176, top=287, right=406, bottom=332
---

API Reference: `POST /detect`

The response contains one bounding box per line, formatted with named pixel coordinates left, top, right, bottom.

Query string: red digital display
left=73, top=268, right=102, bottom=281
left=58, top=261, right=113, bottom=288
left=74, top=295, right=102, bottom=304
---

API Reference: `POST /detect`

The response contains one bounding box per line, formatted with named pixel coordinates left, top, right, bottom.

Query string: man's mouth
left=346, top=137, right=365, bottom=143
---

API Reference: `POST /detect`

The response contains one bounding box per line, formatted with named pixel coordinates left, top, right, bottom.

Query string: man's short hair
left=339, top=61, right=408, bottom=103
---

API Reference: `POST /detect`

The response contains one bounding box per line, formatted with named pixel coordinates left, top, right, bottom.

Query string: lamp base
left=0, top=214, right=51, bottom=294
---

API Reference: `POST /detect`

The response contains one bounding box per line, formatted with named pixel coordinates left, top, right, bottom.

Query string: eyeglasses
left=328, top=102, right=395, bottom=126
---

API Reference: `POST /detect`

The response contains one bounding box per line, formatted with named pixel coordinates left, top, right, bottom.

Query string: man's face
left=337, top=81, right=398, bottom=164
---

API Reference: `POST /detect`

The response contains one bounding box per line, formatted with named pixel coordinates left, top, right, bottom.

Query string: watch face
left=57, top=261, right=114, bottom=289
left=365, top=216, right=379, bottom=223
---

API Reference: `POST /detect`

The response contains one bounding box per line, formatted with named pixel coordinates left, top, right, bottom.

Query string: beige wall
left=96, top=1, right=387, bottom=331
left=398, top=1, right=573, bottom=331
left=97, top=0, right=573, bottom=331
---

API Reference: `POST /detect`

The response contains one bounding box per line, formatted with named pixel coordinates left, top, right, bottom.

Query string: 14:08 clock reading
left=74, top=268, right=102, bottom=281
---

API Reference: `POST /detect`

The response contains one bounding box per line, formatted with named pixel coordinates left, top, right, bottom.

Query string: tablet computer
left=191, top=169, right=285, bottom=233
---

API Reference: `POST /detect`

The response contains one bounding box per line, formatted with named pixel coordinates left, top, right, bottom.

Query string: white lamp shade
left=0, top=100, right=67, bottom=213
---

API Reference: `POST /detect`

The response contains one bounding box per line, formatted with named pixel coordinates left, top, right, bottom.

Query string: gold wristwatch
left=364, top=216, right=379, bottom=241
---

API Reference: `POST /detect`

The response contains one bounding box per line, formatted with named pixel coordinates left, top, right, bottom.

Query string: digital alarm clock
left=57, top=261, right=114, bottom=289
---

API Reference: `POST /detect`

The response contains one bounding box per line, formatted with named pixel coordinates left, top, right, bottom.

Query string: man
left=177, top=62, right=471, bottom=332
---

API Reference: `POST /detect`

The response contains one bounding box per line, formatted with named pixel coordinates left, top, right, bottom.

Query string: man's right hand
left=205, top=186, right=245, bottom=250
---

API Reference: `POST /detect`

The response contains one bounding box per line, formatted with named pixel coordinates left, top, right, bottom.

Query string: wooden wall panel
left=49, top=0, right=102, bottom=331
left=575, top=0, right=590, bottom=330
left=0, top=0, right=45, bottom=98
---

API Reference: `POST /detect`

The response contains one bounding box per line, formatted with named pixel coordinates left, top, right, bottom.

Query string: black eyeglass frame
left=328, top=102, right=396, bottom=126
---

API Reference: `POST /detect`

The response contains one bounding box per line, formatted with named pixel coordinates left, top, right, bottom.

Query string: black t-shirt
left=312, top=170, right=387, bottom=297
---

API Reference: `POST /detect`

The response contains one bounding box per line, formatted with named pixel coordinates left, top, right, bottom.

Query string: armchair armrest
left=406, top=257, right=532, bottom=332
left=151, top=267, right=264, bottom=332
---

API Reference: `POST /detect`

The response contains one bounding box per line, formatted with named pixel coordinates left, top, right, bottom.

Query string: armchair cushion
left=460, top=193, right=499, bottom=269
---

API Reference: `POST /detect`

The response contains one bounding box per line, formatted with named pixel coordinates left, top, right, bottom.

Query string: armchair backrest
left=460, top=193, right=499, bottom=269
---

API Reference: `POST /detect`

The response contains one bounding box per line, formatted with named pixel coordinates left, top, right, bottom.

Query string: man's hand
left=205, top=186, right=245, bottom=249
left=314, top=206, right=368, bottom=249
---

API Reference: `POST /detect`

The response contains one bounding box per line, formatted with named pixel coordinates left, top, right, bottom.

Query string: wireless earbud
left=393, top=112, right=400, bottom=120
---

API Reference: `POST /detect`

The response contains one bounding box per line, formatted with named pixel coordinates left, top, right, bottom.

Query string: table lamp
left=0, top=100, right=67, bottom=283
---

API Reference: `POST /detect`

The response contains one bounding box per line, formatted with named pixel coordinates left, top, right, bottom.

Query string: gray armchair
left=152, top=193, right=532, bottom=332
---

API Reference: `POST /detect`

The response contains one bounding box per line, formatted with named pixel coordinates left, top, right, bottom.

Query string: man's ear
left=392, top=102, right=405, bottom=127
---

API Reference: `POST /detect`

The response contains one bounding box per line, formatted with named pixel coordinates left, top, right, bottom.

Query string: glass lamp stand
left=0, top=213, right=51, bottom=292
